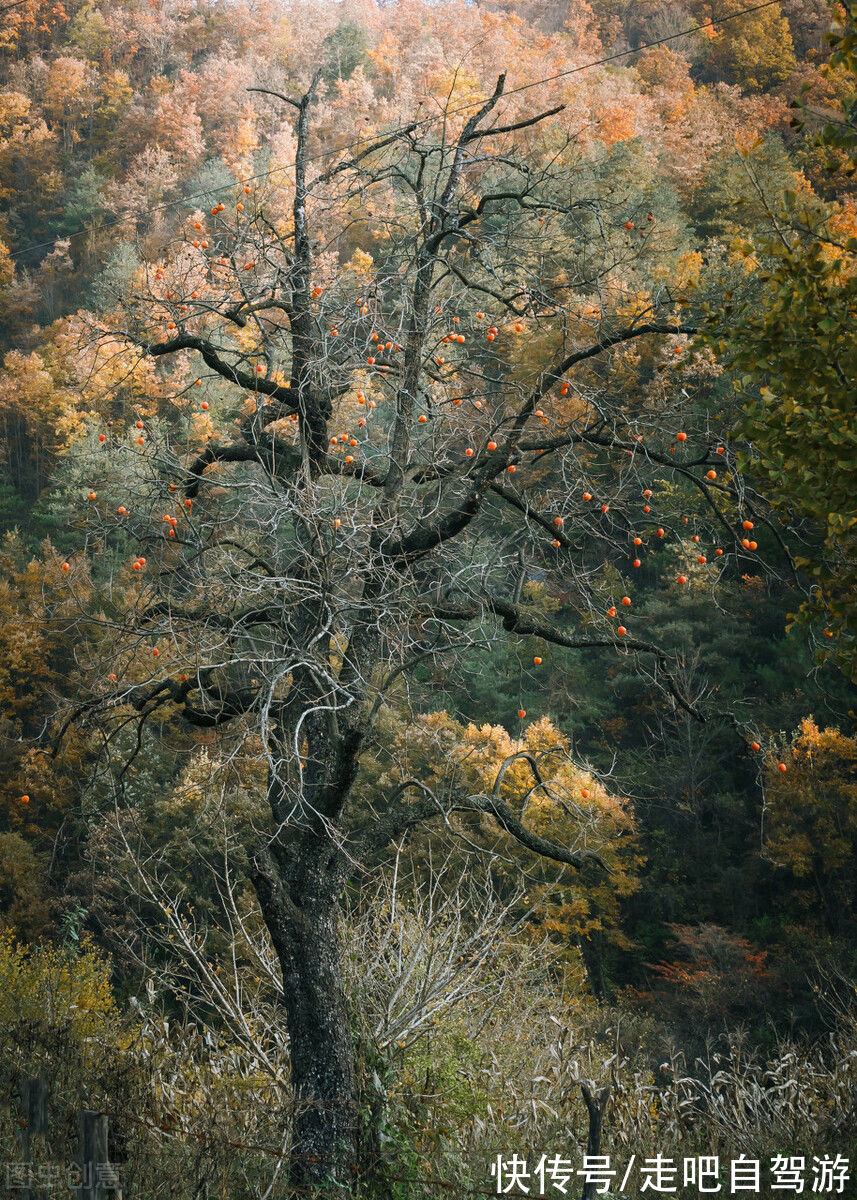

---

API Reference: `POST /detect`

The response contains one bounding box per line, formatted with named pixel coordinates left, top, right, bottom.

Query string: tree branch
left=432, top=596, right=705, bottom=722
left=140, top=333, right=295, bottom=403
left=353, top=778, right=606, bottom=870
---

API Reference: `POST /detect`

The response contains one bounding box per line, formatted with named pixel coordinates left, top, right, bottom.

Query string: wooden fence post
left=13, top=1080, right=120, bottom=1199
left=15, top=1076, right=49, bottom=1200
left=76, top=1110, right=110, bottom=1200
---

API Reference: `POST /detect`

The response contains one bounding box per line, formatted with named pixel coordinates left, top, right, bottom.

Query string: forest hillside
left=1, top=0, right=857, bottom=1194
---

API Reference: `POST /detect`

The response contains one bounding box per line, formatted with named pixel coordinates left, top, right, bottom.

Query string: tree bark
left=579, top=1083, right=611, bottom=1200
left=578, top=931, right=608, bottom=1003
left=252, top=832, right=357, bottom=1191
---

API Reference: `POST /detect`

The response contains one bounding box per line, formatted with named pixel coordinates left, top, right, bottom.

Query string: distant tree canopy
left=711, top=3, right=857, bottom=681
left=319, top=22, right=372, bottom=85
left=765, top=717, right=857, bottom=941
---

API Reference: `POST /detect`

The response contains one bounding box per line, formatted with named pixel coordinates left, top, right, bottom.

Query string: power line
left=8, top=0, right=787, bottom=263
left=490, top=0, right=782, bottom=95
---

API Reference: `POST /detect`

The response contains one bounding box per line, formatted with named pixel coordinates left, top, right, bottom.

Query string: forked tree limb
left=353, top=776, right=607, bottom=869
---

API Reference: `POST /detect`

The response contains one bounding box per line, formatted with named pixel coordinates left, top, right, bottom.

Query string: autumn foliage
left=0, top=0, right=857, bottom=1189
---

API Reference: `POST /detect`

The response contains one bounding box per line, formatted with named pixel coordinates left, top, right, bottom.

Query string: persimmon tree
left=58, top=71, right=777, bottom=1187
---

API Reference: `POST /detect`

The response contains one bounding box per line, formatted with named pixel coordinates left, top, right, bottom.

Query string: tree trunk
left=579, top=1083, right=611, bottom=1200
left=578, top=931, right=608, bottom=1002
left=252, top=833, right=357, bottom=1192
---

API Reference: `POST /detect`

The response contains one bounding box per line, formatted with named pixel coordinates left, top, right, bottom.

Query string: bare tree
left=58, top=70, right=772, bottom=1186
